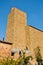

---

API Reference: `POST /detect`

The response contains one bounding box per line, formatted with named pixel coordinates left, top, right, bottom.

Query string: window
left=11, top=52, right=14, bottom=56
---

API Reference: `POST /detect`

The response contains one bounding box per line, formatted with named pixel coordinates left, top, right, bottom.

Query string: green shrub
left=0, top=52, right=32, bottom=65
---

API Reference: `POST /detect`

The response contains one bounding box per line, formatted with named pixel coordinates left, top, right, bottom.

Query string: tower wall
left=25, top=26, right=31, bottom=50
left=6, top=12, right=14, bottom=43
left=6, top=8, right=27, bottom=49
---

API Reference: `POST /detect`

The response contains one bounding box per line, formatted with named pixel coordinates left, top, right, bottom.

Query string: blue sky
left=0, top=0, right=43, bottom=40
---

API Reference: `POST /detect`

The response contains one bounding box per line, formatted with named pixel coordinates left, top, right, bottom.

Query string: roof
left=0, top=40, right=12, bottom=45
left=29, top=25, right=43, bottom=32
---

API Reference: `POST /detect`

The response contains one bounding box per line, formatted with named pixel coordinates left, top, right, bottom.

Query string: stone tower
left=6, top=8, right=27, bottom=49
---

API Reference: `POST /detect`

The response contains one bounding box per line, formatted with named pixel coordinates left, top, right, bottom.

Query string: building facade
left=0, top=8, right=43, bottom=59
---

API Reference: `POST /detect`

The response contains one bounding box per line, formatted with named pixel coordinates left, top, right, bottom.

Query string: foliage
left=0, top=58, right=15, bottom=65
left=0, top=49, right=33, bottom=65
left=35, top=46, right=42, bottom=62
left=0, top=55, right=32, bottom=65
left=24, top=56, right=33, bottom=65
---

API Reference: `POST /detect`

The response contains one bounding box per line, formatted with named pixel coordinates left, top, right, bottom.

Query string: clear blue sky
left=0, top=0, right=43, bottom=40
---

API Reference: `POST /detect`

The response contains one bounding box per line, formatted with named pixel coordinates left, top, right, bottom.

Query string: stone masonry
left=0, top=8, right=43, bottom=59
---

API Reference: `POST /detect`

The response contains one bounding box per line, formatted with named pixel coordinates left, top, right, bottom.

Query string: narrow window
left=11, top=52, right=14, bottom=56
